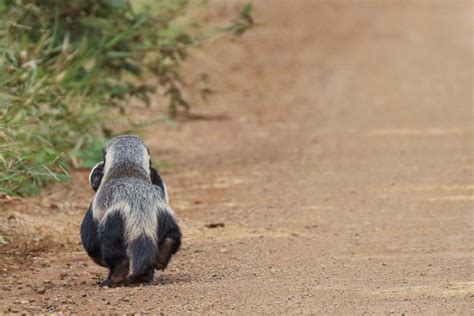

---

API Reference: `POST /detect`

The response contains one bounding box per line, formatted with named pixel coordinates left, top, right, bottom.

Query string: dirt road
left=1, top=1, right=473, bottom=314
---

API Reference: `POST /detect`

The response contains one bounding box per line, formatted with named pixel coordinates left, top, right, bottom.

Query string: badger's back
left=93, top=177, right=168, bottom=243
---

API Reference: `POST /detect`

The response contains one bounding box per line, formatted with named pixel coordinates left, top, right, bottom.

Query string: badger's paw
left=155, top=261, right=169, bottom=271
left=99, top=278, right=113, bottom=287
left=125, top=268, right=154, bottom=286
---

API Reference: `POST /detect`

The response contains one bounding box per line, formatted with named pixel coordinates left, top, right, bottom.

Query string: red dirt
left=1, top=1, right=473, bottom=314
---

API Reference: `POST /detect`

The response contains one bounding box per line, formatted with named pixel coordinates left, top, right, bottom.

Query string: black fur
left=126, top=236, right=157, bottom=285
left=156, top=212, right=182, bottom=270
left=80, top=204, right=105, bottom=267
left=99, top=211, right=129, bottom=287
left=149, top=166, right=166, bottom=197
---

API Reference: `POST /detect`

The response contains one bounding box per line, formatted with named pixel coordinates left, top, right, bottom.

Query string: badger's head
left=103, top=135, right=151, bottom=175
left=89, top=135, right=156, bottom=192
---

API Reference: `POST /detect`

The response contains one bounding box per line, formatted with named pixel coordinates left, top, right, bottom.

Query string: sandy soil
left=1, top=1, right=473, bottom=314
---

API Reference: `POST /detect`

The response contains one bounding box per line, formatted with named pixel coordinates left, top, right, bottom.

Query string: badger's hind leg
left=80, top=205, right=105, bottom=267
left=100, top=258, right=129, bottom=287
left=156, top=216, right=182, bottom=271
left=155, top=237, right=175, bottom=270
left=125, top=266, right=154, bottom=286
left=100, top=212, right=129, bottom=287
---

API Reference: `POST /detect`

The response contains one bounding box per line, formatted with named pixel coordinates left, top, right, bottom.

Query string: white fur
left=89, top=162, right=103, bottom=187
left=103, top=146, right=116, bottom=176
left=142, top=149, right=151, bottom=175
left=162, top=181, right=169, bottom=203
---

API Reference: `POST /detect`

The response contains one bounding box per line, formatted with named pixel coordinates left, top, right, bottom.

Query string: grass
left=0, top=0, right=253, bottom=196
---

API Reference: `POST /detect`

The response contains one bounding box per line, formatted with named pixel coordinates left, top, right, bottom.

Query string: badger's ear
left=89, top=162, right=104, bottom=192
left=150, top=166, right=169, bottom=203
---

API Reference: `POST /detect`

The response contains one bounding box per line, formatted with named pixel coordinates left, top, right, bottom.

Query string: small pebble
left=35, top=287, right=46, bottom=294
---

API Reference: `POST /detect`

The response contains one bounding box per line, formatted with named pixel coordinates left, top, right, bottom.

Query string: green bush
left=0, top=0, right=253, bottom=196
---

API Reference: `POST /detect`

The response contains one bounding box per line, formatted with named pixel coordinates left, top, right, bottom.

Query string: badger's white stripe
left=142, top=149, right=150, bottom=175
left=162, top=181, right=169, bottom=203
left=97, top=199, right=170, bottom=244
left=89, top=162, right=104, bottom=186
left=103, top=146, right=116, bottom=177
left=93, top=200, right=128, bottom=222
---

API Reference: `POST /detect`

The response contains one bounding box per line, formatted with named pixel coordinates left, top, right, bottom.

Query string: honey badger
left=80, top=135, right=181, bottom=286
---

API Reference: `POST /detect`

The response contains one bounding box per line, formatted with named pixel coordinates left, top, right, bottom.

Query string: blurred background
left=0, top=0, right=472, bottom=314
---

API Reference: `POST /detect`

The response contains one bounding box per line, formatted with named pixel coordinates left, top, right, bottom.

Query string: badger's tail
left=126, top=235, right=158, bottom=284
